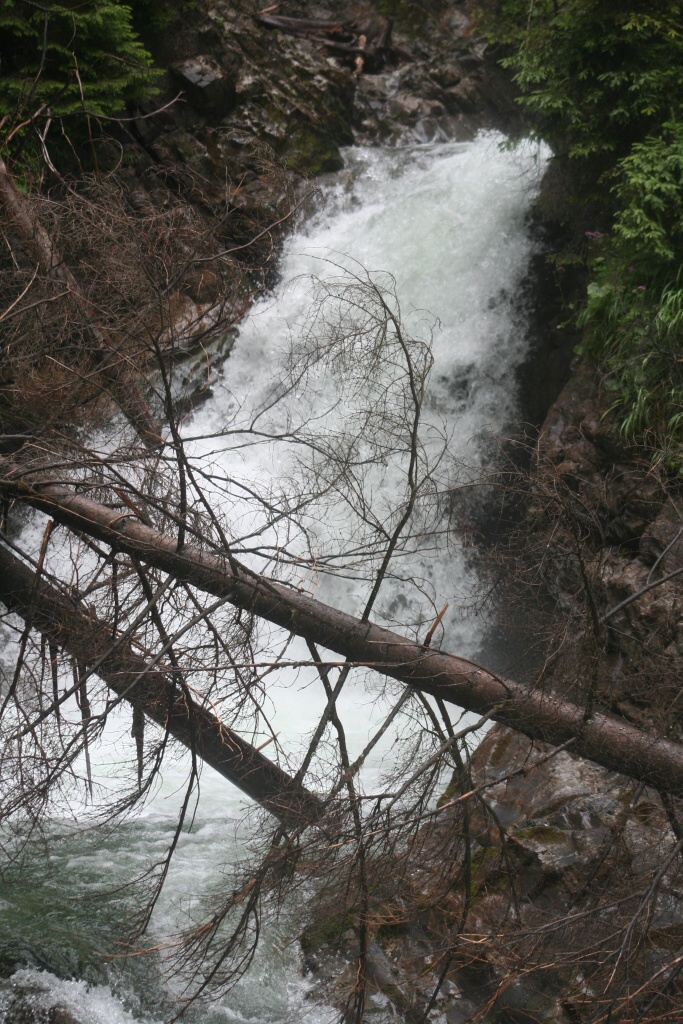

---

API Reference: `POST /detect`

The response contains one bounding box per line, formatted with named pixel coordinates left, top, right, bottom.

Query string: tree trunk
left=0, top=541, right=322, bottom=825
left=3, top=463, right=683, bottom=794
left=0, top=157, right=163, bottom=449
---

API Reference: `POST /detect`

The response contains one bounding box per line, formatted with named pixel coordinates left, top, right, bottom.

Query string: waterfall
left=0, top=132, right=546, bottom=1024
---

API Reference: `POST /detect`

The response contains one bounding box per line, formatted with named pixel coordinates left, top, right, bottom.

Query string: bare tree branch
left=0, top=539, right=322, bottom=824
left=3, top=460, right=683, bottom=794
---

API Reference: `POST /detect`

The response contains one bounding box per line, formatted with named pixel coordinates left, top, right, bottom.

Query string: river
left=0, top=132, right=546, bottom=1023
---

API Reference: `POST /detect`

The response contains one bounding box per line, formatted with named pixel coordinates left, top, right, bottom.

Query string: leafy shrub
left=613, top=122, right=683, bottom=266
left=577, top=270, right=683, bottom=455
left=487, top=2, right=683, bottom=161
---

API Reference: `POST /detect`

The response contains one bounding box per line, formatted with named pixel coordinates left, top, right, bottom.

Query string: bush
left=576, top=270, right=683, bottom=454
left=613, top=122, right=683, bottom=267
left=487, top=2, right=683, bottom=161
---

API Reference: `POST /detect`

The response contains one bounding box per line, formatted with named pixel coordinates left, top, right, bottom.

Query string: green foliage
left=484, top=1, right=683, bottom=460
left=613, top=121, right=683, bottom=265
left=487, top=1, right=683, bottom=161
left=577, top=264, right=683, bottom=455
left=0, top=1, right=159, bottom=127
left=131, top=0, right=193, bottom=36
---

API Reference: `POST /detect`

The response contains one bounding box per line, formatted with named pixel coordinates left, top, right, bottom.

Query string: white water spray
left=0, top=132, right=547, bottom=1024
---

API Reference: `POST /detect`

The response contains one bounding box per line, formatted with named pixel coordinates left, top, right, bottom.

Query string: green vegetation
left=484, top=1, right=683, bottom=463
left=0, top=0, right=159, bottom=166
left=130, top=0, right=184, bottom=35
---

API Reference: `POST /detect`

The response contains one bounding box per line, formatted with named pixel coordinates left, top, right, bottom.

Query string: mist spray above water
left=0, top=132, right=547, bottom=1024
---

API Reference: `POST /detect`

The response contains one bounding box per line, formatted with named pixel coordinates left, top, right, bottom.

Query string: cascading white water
left=0, top=132, right=547, bottom=1024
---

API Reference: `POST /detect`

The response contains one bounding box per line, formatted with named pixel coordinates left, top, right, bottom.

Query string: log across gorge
left=0, top=539, right=322, bottom=824
left=2, top=462, right=683, bottom=800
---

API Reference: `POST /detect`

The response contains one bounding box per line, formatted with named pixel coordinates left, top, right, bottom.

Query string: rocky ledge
left=128, top=0, right=520, bottom=177
left=301, top=717, right=682, bottom=1023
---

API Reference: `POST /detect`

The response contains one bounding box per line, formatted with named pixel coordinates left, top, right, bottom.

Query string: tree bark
left=0, top=156, right=163, bottom=449
left=3, top=462, right=683, bottom=794
left=0, top=541, right=322, bottom=825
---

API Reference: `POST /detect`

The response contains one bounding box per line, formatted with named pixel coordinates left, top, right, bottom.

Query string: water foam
left=1, top=133, right=547, bottom=1023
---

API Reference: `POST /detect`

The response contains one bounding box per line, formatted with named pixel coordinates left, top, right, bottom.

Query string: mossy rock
left=513, top=824, right=567, bottom=843
left=488, top=729, right=514, bottom=768
left=279, top=123, right=343, bottom=176
left=469, top=847, right=508, bottom=898
left=300, top=909, right=356, bottom=956
left=437, top=778, right=459, bottom=807
left=471, top=846, right=502, bottom=874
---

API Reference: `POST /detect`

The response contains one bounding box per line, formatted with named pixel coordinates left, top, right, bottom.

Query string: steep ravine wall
left=209, top=7, right=683, bottom=1024
left=111, top=0, right=527, bottom=413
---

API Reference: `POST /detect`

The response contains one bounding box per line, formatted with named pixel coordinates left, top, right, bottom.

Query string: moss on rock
left=279, top=122, right=344, bottom=176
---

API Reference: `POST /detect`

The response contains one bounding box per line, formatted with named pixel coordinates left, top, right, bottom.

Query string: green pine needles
left=0, top=1, right=159, bottom=129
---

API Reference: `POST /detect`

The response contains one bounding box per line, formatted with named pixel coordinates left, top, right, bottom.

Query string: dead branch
left=0, top=539, right=322, bottom=824
left=0, top=155, right=163, bottom=448
left=3, top=459, right=683, bottom=795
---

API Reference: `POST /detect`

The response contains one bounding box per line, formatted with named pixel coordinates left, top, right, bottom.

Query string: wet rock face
left=128, top=0, right=521, bottom=189
left=108, top=0, right=524, bottom=358
left=473, top=725, right=624, bottom=830
left=531, top=360, right=683, bottom=722
left=133, top=0, right=358, bottom=178
left=302, top=722, right=683, bottom=1024
left=351, top=32, right=521, bottom=144
left=470, top=725, right=674, bottom=896
left=2, top=996, right=80, bottom=1024
left=169, top=55, right=237, bottom=117
left=468, top=727, right=682, bottom=996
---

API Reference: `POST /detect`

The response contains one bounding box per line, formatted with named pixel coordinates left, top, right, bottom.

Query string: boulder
left=1, top=995, right=81, bottom=1024
left=169, top=55, right=236, bottom=118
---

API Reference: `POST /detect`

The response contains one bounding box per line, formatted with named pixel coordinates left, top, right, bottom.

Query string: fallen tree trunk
left=3, top=463, right=683, bottom=794
left=0, top=156, right=163, bottom=449
left=258, top=11, right=392, bottom=70
left=0, top=541, right=322, bottom=825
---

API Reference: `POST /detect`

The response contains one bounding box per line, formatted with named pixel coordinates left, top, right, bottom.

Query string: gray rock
left=446, top=997, right=481, bottom=1023
left=2, top=996, right=81, bottom=1024
left=386, top=94, right=445, bottom=122
left=472, top=726, right=624, bottom=828
left=169, top=55, right=236, bottom=117
left=491, top=978, right=568, bottom=1024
